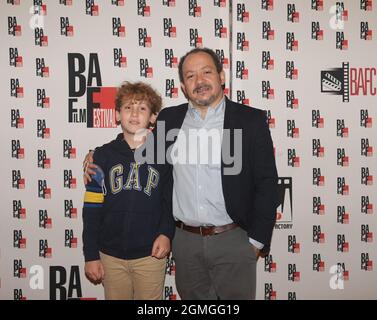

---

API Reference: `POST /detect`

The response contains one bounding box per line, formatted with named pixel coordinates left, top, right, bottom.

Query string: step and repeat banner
left=1, top=0, right=376, bottom=300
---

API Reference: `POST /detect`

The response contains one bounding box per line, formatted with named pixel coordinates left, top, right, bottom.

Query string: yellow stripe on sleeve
left=84, top=191, right=104, bottom=204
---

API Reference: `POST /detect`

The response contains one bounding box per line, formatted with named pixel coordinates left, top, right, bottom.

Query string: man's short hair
left=178, top=48, right=223, bottom=83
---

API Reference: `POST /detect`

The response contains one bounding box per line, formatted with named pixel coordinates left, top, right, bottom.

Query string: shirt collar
left=188, top=96, right=225, bottom=120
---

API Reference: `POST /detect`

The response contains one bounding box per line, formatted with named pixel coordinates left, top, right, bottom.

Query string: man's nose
left=196, top=73, right=204, bottom=85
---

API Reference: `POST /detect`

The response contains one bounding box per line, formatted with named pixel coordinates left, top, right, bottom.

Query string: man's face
left=180, top=52, right=225, bottom=108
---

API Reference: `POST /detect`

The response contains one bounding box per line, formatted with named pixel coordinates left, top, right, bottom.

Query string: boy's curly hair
left=115, top=81, right=162, bottom=120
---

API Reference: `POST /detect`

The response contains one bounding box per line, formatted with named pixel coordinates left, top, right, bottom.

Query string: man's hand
left=252, top=245, right=268, bottom=260
left=84, top=260, right=105, bottom=284
left=83, top=150, right=97, bottom=185
left=151, top=234, right=171, bottom=259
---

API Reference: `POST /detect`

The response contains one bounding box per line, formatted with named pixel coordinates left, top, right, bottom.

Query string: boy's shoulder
left=93, top=135, right=120, bottom=163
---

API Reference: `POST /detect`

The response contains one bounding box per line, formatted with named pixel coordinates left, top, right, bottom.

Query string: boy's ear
left=149, top=112, right=158, bottom=125
left=115, top=110, right=121, bottom=125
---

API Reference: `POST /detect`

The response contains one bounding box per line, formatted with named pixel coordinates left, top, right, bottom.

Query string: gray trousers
left=172, top=226, right=257, bottom=300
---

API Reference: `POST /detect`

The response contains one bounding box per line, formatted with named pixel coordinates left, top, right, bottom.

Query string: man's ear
left=180, top=83, right=188, bottom=99
left=220, top=70, right=225, bottom=86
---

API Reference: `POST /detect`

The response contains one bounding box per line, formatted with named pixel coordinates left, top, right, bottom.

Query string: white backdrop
left=1, top=0, right=376, bottom=300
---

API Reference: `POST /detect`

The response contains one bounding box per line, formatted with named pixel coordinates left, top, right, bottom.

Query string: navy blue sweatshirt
left=82, top=133, right=175, bottom=262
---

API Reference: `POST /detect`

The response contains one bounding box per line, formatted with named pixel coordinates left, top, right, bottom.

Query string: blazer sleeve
left=248, top=112, right=278, bottom=253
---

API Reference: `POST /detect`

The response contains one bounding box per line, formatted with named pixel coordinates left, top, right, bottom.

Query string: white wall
left=1, top=0, right=376, bottom=300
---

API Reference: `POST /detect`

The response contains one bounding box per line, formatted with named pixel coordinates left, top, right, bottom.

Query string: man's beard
left=195, top=95, right=217, bottom=106
left=192, top=85, right=217, bottom=106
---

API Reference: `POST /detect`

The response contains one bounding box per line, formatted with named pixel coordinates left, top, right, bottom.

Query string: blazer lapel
left=221, top=97, right=237, bottom=173
left=223, top=97, right=235, bottom=131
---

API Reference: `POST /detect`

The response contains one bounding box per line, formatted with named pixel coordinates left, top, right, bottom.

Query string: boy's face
left=116, top=99, right=156, bottom=136
left=180, top=52, right=225, bottom=108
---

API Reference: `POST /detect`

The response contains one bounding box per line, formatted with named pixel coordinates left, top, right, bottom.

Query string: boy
left=82, top=81, right=174, bottom=300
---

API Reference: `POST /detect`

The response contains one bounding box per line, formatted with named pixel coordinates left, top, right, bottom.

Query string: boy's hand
left=83, top=150, right=97, bottom=184
left=151, top=234, right=171, bottom=259
left=84, top=260, right=104, bottom=284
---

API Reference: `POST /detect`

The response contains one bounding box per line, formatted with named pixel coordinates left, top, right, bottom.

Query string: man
left=84, top=48, right=278, bottom=300
left=155, top=48, right=278, bottom=299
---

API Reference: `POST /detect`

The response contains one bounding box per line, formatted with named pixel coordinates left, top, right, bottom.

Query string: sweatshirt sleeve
left=82, top=159, right=106, bottom=262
